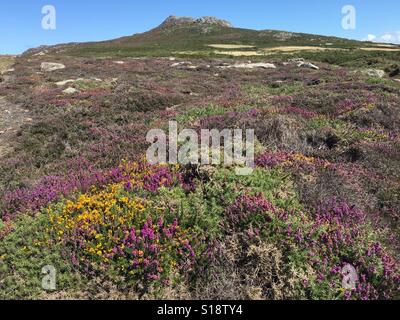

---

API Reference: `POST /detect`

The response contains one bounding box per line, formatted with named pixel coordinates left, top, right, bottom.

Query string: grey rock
left=56, top=79, right=81, bottom=86
left=363, top=69, right=385, bottom=78
left=195, top=16, right=232, bottom=28
left=159, top=15, right=233, bottom=29
left=159, top=15, right=195, bottom=28
left=62, top=87, right=78, bottom=94
left=41, top=62, right=66, bottom=72
left=298, top=62, right=320, bottom=70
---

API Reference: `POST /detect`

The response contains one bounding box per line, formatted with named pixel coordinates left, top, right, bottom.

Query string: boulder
left=237, top=63, right=276, bottom=69
left=286, top=58, right=319, bottom=70
left=56, top=78, right=102, bottom=87
left=171, top=61, right=192, bottom=67
left=34, top=51, right=47, bottom=56
left=41, top=62, right=66, bottom=72
left=298, top=62, right=319, bottom=70
left=62, top=87, right=78, bottom=94
left=56, top=79, right=80, bottom=86
left=363, top=69, right=385, bottom=78
left=1, top=68, right=15, bottom=75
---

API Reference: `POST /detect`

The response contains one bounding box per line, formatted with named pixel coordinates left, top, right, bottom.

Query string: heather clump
left=214, top=192, right=400, bottom=300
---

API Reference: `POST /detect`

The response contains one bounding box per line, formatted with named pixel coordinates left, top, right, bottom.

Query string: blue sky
left=1, top=0, right=399, bottom=54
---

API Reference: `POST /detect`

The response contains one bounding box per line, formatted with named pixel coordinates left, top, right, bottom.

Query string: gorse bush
left=47, top=188, right=198, bottom=288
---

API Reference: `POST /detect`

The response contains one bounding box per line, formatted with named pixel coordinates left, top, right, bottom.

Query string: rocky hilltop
left=158, top=15, right=233, bottom=29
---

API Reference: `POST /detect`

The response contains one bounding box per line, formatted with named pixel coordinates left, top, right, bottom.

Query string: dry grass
left=173, top=50, right=209, bottom=55
left=193, top=233, right=305, bottom=300
left=360, top=47, right=400, bottom=52
left=372, top=44, right=400, bottom=48
left=207, top=44, right=256, bottom=49
left=212, top=45, right=348, bottom=56
left=214, top=50, right=264, bottom=56
left=262, top=46, right=342, bottom=52
left=171, top=45, right=400, bottom=57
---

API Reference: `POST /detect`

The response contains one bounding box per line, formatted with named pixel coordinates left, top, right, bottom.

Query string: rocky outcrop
left=62, top=87, right=79, bottom=94
left=41, top=62, right=66, bottom=72
left=286, top=58, right=319, bottom=70
left=196, top=16, right=232, bottom=28
left=298, top=62, right=320, bottom=70
left=158, top=15, right=233, bottom=29
left=56, top=79, right=80, bottom=86
left=363, top=69, right=385, bottom=78
left=159, top=16, right=195, bottom=28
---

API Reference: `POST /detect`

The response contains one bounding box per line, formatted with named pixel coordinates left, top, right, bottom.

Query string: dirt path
left=0, top=57, right=33, bottom=158
left=0, top=97, right=32, bottom=157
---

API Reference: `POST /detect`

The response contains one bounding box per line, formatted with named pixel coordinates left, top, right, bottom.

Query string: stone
left=41, top=62, right=66, bottom=72
left=298, top=62, right=320, bottom=70
left=171, top=61, right=192, bottom=67
left=159, top=16, right=196, bottom=28
left=62, top=87, right=78, bottom=94
left=1, top=68, right=15, bottom=74
left=56, top=78, right=102, bottom=87
left=363, top=69, right=385, bottom=78
left=195, top=16, right=232, bottom=28
left=56, top=79, right=79, bottom=86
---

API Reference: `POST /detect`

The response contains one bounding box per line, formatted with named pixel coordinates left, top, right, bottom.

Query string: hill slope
left=26, top=15, right=400, bottom=58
